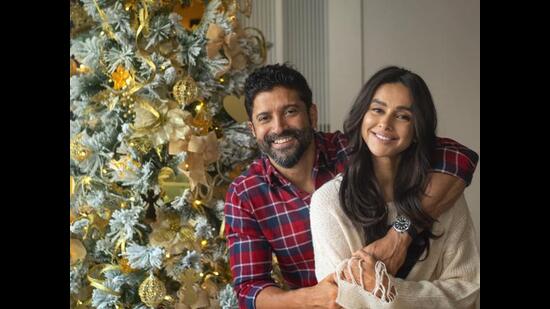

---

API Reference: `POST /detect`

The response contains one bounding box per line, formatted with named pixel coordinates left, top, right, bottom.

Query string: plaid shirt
left=224, top=131, right=478, bottom=309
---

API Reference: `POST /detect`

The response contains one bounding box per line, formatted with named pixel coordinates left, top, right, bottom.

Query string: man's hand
left=305, top=274, right=342, bottom=309
left=356, top=228, right=412, bottom=275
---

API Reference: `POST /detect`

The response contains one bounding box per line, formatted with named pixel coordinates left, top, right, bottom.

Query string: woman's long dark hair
left=339, top=66, right=440, bottom=259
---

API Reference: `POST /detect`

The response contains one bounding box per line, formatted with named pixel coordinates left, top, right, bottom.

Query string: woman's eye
left=396, top=114, right=411, bottom=121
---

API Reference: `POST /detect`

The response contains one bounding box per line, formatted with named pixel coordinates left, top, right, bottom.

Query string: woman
left=310, top=66, right=479, bottom=308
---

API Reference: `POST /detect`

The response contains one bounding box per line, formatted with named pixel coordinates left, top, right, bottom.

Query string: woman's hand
left=340, top=253, right=377, bottom=291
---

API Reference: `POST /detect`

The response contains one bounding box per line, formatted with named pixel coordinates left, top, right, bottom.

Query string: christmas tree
left=70, top=0, right=266, bottom=307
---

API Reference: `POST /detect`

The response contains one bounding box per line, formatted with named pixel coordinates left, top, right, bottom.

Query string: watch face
left=394, top=215, right=411, bottom=233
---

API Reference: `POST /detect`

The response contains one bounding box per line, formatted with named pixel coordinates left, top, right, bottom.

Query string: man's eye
left=257, top=116, right=268, bottom=122
left=285, top=108, right=297, bottom=115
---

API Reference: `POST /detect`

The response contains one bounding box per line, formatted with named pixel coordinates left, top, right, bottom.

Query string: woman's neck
left=372, top=156, right=401, bottom=202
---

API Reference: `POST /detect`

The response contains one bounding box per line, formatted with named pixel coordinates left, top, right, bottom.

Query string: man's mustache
left=264, top=129, right=300, bottom=144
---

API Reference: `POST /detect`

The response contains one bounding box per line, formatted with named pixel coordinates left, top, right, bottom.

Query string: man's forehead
left=252, top=87, right=305, bottom=111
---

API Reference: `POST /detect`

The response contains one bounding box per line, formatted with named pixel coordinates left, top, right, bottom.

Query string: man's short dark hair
left=244, top=63, right=313, bottom=120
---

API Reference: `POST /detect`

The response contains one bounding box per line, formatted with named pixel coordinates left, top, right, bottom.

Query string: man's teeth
left=375, top=133, right=393, bottom=141
left=273, top=137, right=293, bottom=144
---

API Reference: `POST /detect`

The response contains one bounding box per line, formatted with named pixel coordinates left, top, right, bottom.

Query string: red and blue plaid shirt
left=224, top=131, right=478, bottom=309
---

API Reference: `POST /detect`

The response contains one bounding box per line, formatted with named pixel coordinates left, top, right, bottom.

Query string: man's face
left=248, top=86, right=317, bottom=168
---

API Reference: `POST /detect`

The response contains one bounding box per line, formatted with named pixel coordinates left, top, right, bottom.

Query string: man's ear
left=309, top=103, right=318, bottom=129
left=247, top=121, right=256, bottom=137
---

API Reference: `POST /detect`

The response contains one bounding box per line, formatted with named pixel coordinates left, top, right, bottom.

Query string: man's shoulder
left=317, top=130, right=347, bottom=145
left=229, top=159, right=270, bottom=196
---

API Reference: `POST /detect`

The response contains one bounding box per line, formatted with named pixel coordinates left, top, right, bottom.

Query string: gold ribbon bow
left=132, top=99, right=193, bottom=147
left=168, top=131, right=219, bottom=191
left=205, top=23, right=247, bottom=78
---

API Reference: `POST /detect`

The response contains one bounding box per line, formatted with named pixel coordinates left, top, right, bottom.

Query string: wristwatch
left=392, top=214, right=417, bottom=239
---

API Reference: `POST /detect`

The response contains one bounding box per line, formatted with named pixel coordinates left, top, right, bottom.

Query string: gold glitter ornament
left=70, top=133, right=92, bottom=162
left=172, top=75, right=199, bottom=106
left=139, top=273, right=167, bottom=308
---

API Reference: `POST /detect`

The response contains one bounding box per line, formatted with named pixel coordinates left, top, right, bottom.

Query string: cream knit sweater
left=310, top=176, right=480, bottom=309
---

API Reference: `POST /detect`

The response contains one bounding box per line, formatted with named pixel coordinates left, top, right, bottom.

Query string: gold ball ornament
left=172, top=76, right=199, bottom=106
left=70, top=133, right=92, bottom=162
left=139, top=273, right=167, bottom=308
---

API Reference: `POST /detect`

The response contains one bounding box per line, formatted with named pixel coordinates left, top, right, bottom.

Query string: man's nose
left=271, top=115, right=288, bottom=135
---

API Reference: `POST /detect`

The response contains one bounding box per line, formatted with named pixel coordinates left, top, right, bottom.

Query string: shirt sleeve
left=432, top=137, right=479, bottom=186
left=224, top=183, right=277, bottom=309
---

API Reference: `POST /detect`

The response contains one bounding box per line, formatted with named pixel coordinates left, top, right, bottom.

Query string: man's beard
left=257, top=127, right=315, bottom=168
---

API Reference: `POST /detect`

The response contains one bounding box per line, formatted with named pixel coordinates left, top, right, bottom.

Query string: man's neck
left=270, top=141, right=317, bottom=194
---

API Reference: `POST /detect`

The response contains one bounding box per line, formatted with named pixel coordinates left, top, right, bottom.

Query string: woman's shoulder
left=310, top=174, right=343, bottom=213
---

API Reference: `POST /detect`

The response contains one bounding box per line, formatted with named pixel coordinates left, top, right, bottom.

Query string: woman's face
left=361, top=82, right=415, bottom=159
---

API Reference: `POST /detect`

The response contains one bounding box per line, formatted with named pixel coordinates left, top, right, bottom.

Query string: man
left=224, top=64, right=478, bottom=309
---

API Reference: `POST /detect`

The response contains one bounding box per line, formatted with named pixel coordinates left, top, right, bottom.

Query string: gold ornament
left=139, top=273, right=167, bottom=308
left=172, top=76, right=199, bottom=106
left=70, top=133, right=92, bottom=162
left=111, top=66, right=131, bottom=90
